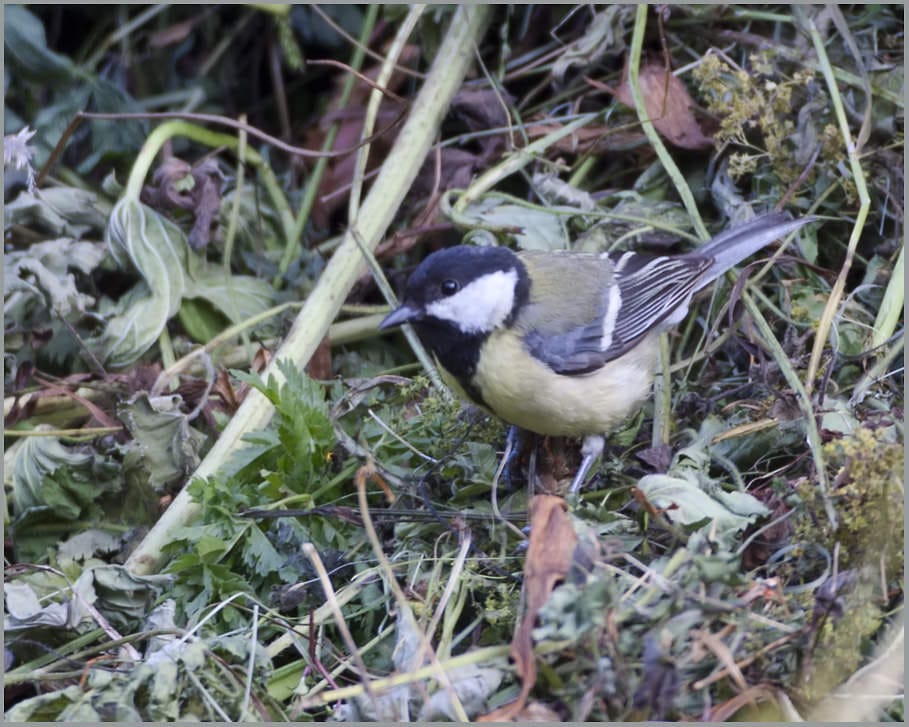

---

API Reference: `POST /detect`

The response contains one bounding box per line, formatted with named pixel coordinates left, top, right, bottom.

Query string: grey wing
left=525, top=251, right=713, bottom=375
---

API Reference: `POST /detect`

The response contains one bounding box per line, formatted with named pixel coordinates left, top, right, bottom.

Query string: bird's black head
left=379, top=245, right=530, bottom=404
left=379, top=245, right=529, bottom=336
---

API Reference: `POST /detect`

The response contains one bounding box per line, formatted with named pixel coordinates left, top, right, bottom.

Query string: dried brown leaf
left=612, top=58, right=713, bottom=150
left=140, top=157, right=224, bottom=249
left=304, top=335, right=333, bottom=380
left=480, top=494, right=577, bottom=721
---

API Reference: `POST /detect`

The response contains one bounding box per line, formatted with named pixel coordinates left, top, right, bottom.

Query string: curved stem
left=122, top=120, right=295, bottom=249
left=627, top=4, right=708, bottom=241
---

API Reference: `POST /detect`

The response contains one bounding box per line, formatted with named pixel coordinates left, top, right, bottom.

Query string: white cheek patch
left=426, top=269, right=518, bottom=334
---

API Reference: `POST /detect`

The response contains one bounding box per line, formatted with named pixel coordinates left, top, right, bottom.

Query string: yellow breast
left=459, top=330, right=659, bottom=437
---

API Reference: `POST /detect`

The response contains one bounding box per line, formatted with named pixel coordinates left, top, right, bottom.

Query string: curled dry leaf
left=140, top=157, right=224, bottom=249
left=448, top=87, right=513, bottom=159
left=607, top=57, right=714, bottom=150
left=479, top=494, right=577, bottom=721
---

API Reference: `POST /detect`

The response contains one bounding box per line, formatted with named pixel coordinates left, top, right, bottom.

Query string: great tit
left=379, top=212, right=815, bottom=492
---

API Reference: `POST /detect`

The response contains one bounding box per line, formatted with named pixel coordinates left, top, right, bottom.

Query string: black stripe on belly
left=412, top=320, right=490, bottom=409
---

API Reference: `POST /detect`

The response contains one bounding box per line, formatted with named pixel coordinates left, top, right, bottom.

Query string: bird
left=379, top=212, right=815, bottom=493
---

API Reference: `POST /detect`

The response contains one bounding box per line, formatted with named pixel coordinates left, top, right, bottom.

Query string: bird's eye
left=440, top=279, right=460, bottom=296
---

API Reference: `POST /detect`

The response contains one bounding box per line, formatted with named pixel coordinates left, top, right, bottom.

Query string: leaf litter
left=3, top=4, right=903, bottom=723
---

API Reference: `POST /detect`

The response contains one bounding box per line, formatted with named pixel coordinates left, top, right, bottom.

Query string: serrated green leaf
left=195, top=535, right=230, bottom=559
left=6, top=432, right=97, bottom=516
left=242, top=525, right=285, bottom=576
left=4, top=238, right=105, bottom=325
left=58, top=529, right=123, bottom=562
left=78, top=565, right=170, bottom=630
left=239, top=362, right=337, bottom=492
left=227, top=429, right=281, bottom=478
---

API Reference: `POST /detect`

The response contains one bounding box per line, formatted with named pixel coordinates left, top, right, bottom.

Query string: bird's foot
left=502, top=426, right=523, bottom=491
left=569, top=434, right=605, bottom=494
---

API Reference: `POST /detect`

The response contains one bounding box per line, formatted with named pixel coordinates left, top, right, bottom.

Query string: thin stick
left=302, top=543, right=378, bottom=707
left=36, top=107, right=407, bottom=188
left=355, top=466, right=469, bottom=721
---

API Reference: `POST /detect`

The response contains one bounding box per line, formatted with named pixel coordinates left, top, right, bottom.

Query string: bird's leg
left=526, top=437, right=538, bottom=493
left=569, top=434, right=605, bottom=494
left=503, top=426, right=524, bottom=490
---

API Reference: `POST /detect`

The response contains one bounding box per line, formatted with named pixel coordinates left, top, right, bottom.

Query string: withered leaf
left=612, top=58, right=713, bottom=150
left=140, top=157, right=224, bottom=249
left=479, top=494, right=577, bottom=721
left=305, top=335, right=333, bottom=380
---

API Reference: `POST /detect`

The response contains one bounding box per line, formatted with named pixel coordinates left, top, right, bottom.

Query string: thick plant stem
left=126, top=5, right=491, bottom=576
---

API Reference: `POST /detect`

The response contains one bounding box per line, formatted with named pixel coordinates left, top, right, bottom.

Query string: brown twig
left=307, top=58, right=407, bottom=104
left=268, top=34, right=292, bottom=141
left=309, top=4, right=426, bottom=80
left=36, top=106, right=408, bottom=188
left=692, top=626, right=809, bottom=691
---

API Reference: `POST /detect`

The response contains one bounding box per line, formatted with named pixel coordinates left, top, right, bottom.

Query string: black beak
left=379, top=302, right=423, bottom=330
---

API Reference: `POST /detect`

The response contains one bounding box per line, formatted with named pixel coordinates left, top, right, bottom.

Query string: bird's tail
left=693, top=212, right=816, bottom=288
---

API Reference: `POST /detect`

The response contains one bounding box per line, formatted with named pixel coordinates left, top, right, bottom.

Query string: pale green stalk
left=871, top=246, right=903, bottom=348
left=805, top=19, right=871, bottom=391
left=628, top=4, right=708, bottom=241
left=126, top=5, right=491, bottom=576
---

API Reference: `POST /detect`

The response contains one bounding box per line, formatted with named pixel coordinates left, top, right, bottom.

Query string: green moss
left=792, top=427, right=903, bottom=579
left=821, top=427, right=904, bottom=580
left=794, top=581, right=883, bottom=704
